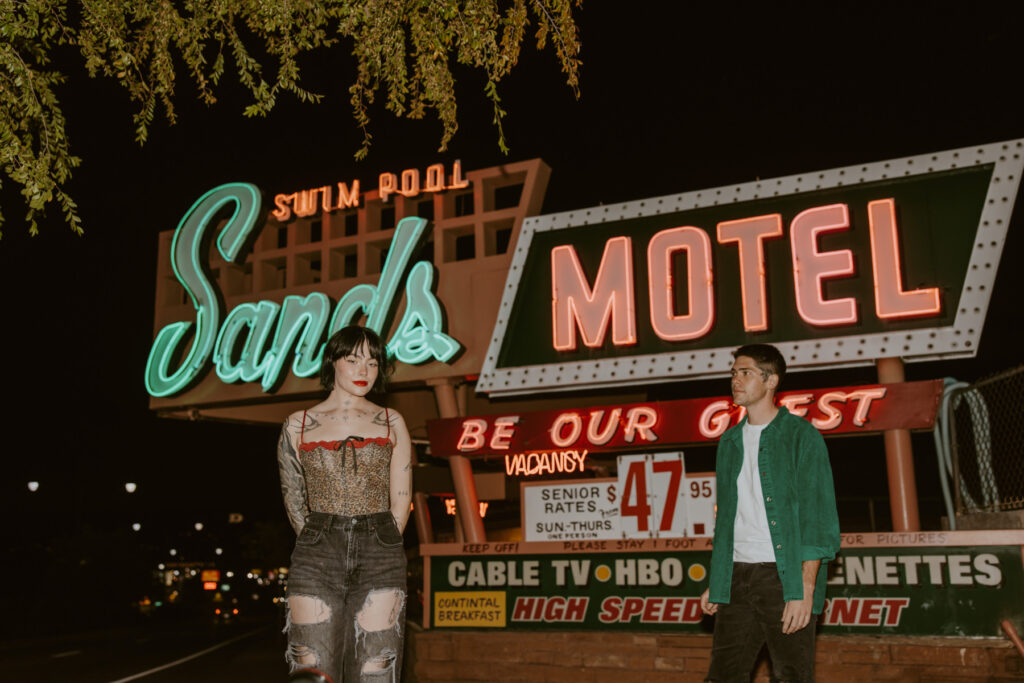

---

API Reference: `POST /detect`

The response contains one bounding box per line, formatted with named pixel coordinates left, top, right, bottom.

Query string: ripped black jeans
left=285, top=511, right=407, bottom=683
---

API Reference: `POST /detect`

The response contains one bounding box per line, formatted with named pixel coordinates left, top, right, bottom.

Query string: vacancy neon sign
left=504, top=449, right=589, bottom=477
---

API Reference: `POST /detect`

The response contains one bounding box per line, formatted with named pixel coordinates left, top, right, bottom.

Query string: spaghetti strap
left=300, top=410, right=307, bottom=445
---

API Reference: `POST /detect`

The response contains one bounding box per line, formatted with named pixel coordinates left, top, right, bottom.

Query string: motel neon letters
left=551, top=199, right=942, bottom=350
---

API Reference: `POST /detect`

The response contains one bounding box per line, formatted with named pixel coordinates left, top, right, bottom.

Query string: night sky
left=2, top=4, right=1022, bottom=621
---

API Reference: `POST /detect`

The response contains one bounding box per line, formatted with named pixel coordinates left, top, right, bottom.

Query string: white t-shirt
left=732, top=421, right=776, bottom=563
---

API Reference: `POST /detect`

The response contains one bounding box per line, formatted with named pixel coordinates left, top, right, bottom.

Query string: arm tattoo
left=277, top=420, right=308, bottom=534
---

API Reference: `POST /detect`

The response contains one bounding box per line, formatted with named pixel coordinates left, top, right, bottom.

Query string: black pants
left=285, top=511, right=407, bottom=682
left=707, top=562, right=816, bottom=683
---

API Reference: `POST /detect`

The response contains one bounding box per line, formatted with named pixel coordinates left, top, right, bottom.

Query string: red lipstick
left=353, top=380, right=368, bottom=387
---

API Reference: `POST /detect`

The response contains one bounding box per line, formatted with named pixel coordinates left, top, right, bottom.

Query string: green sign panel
left=824, top=545, right=1024, bottom=636
left=431, top=547, right=714, bottom=631
left=477, top=139, right=1024, bottom=396
left=428, top=544, right=1024, bottom=636
left=499, top=167, right=989, bottom=368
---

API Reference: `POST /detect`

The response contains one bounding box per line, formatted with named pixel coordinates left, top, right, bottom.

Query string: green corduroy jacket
left=708, top=406, right=841, bottom=613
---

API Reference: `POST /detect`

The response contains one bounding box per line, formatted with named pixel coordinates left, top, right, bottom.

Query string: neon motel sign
left=477, top=140, right=1024, bottom=395
left=145, top=183, right=460, bottom=397
left=548, top=198, right=937, bottom=351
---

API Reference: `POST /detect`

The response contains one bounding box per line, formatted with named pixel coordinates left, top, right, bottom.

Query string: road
left=0, top=616, right=289, bottom=682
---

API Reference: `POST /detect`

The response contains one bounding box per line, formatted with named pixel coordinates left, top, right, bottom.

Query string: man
left=700, top=344, right=840, bottom=683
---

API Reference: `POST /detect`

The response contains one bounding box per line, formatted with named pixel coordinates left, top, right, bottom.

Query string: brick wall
left=405, top=629, right=1024, bottom=682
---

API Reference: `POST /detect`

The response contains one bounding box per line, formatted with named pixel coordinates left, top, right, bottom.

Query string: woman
left=277, top=325, right=412, bottom=682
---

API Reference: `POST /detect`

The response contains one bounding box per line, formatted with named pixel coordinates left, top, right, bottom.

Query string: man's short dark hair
left=319, top=325, right=391, bottom=392
left=733, top=343, right=786, bottom=389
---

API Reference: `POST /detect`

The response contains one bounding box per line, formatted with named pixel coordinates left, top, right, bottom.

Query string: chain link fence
left=949, top=365, right=1024, bottom=513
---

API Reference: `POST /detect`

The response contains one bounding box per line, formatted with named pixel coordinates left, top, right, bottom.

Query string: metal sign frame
left=478, top=140, right=1024, bottom=396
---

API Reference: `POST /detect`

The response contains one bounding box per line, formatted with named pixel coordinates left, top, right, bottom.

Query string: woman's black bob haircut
left=320, top=325, right=392, bottom=393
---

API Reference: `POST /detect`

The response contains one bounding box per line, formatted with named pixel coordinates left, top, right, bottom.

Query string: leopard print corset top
left=298, top=409, right=393, bottom=516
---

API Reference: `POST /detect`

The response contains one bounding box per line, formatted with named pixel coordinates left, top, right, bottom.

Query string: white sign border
left=478, top=139, right=1024, bottom=395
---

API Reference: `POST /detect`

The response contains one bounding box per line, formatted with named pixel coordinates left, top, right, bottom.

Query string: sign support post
left=412, top=437, right=434, bottom=544
left=413, top=491, right=434, bottom=544
left=877, top=357, right=920, bottom=531
left=430, top=378, right=486, bottom=542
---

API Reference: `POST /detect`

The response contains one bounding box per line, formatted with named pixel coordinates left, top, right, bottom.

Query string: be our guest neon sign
left=425, top=381, right=944, bottom=469
left=145, top=183, right=460, bottom=398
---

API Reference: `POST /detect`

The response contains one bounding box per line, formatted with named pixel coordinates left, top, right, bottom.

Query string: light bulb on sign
left=125, top=482, right=137, bottom=493
left=27, top=481, right=39, bottom=492
left=442, top=497, right=489, bottom=517
left=132, top=523, right=141, bottom=531
left=194, top=522, right=204, bottom=531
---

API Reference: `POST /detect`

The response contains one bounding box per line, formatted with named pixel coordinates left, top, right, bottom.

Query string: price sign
left=521, top=465, right=716, bottom=541
left=521, top=479, right=620, bottom=542
left=685, top=475, right=716, bottom=537
left=617, top=452, right=688, bottom=537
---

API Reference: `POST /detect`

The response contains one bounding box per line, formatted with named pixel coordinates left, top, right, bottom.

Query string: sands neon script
left=145, top=183, right=460, bottom=397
